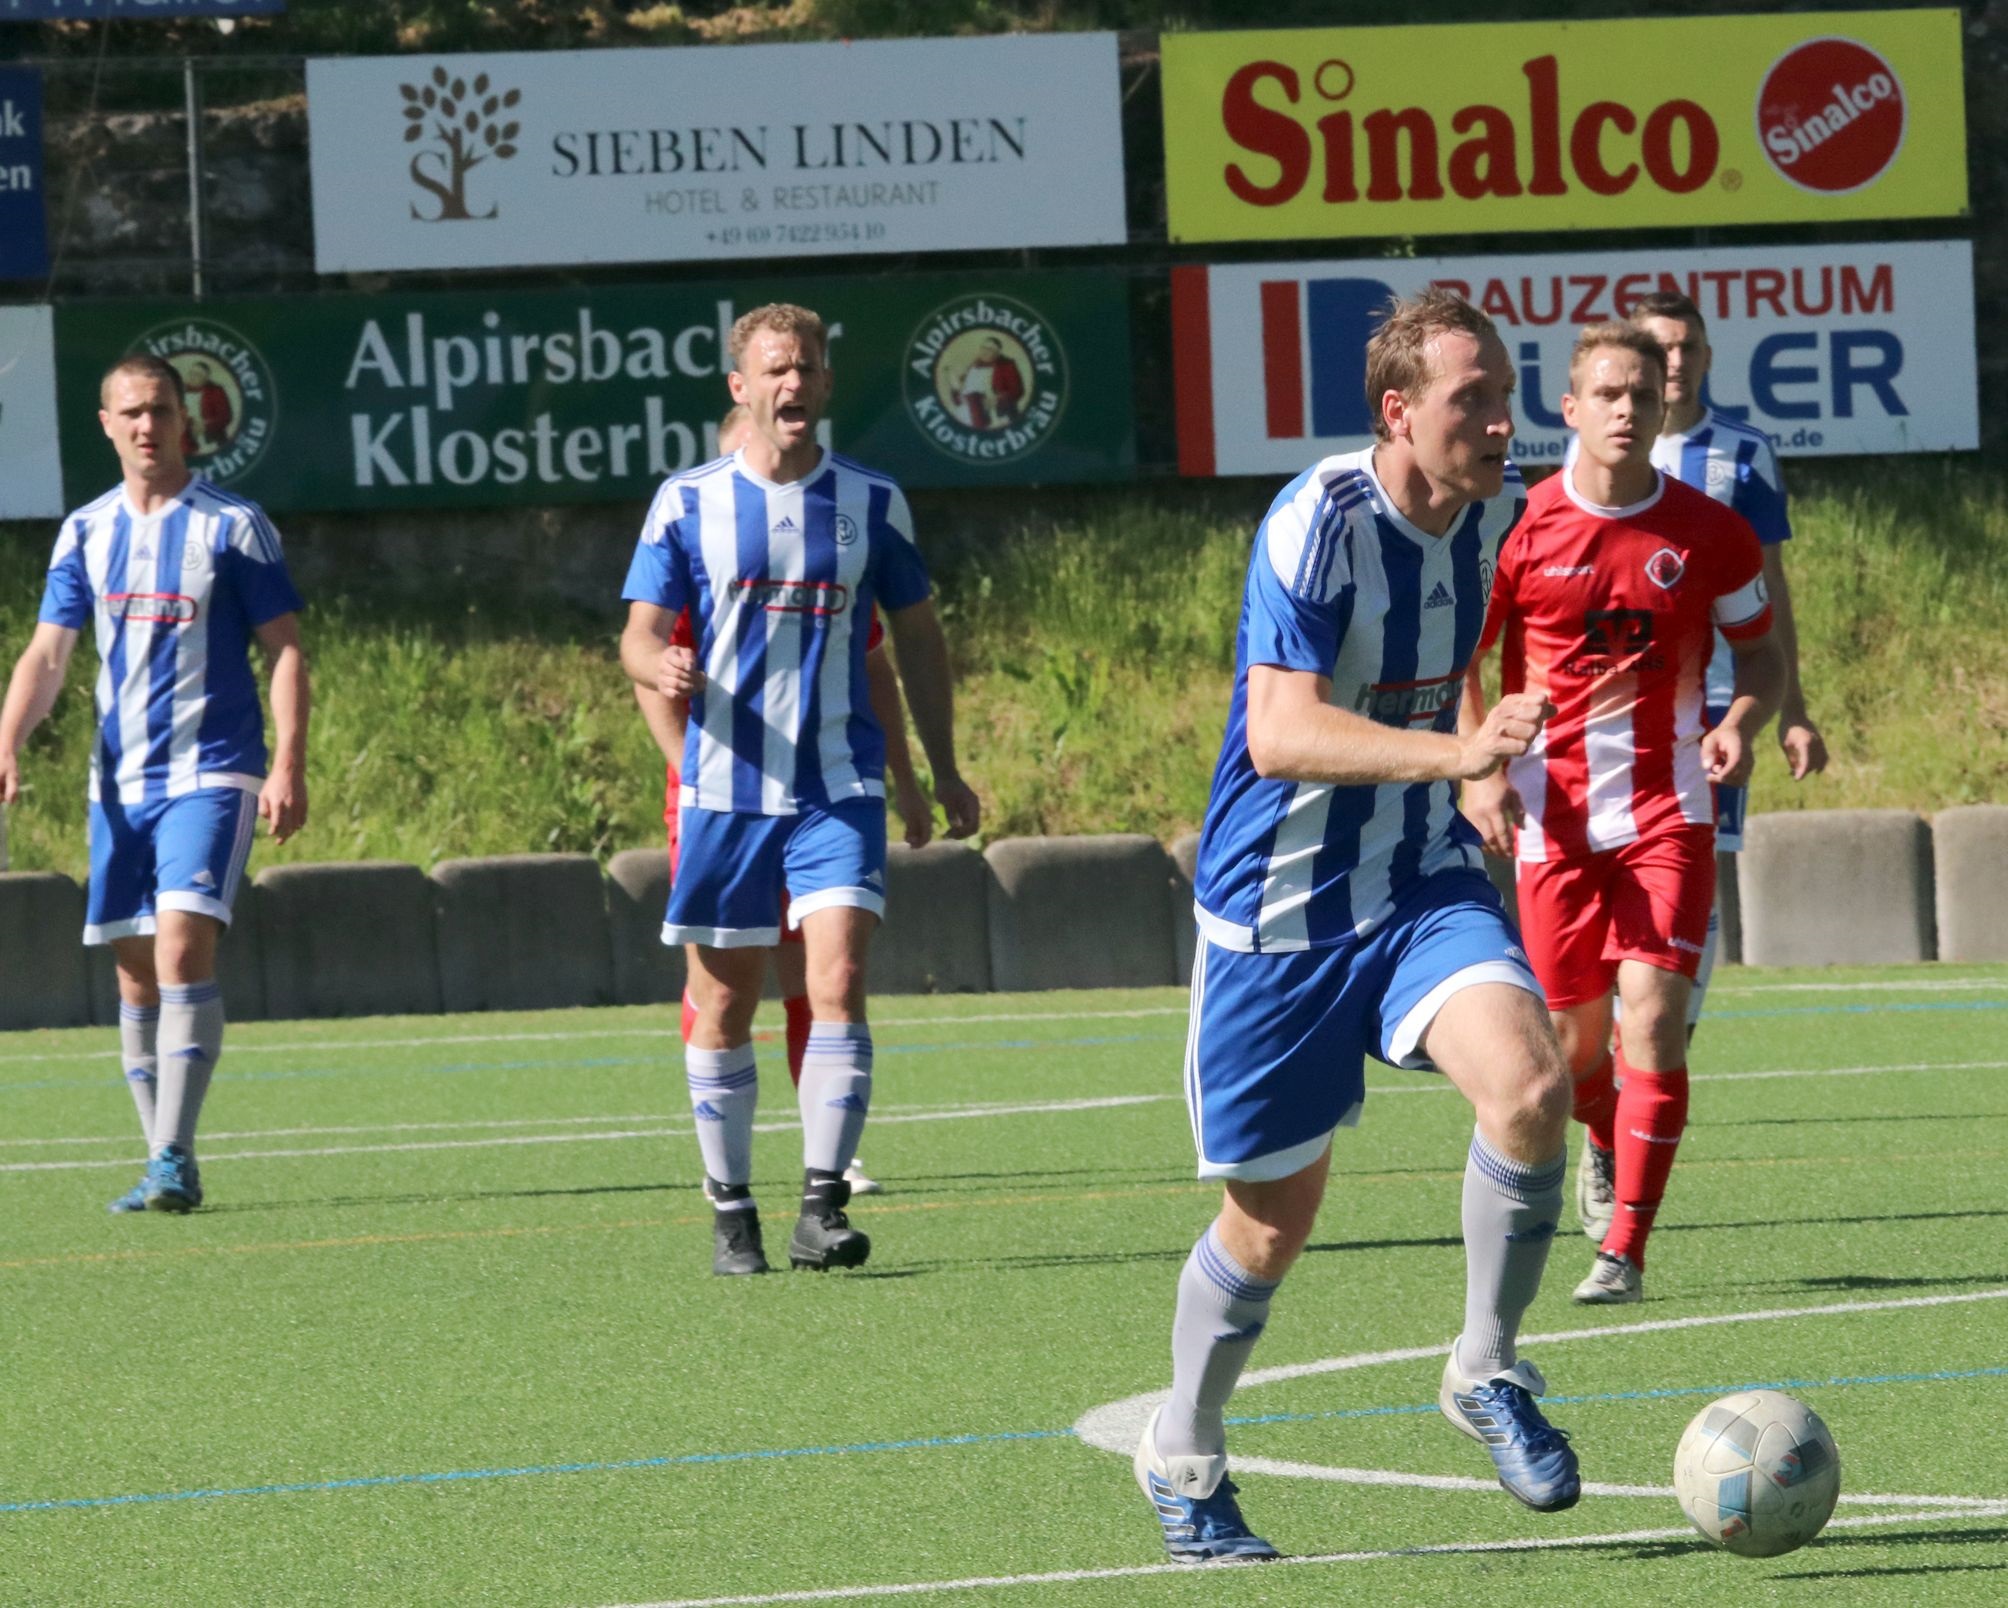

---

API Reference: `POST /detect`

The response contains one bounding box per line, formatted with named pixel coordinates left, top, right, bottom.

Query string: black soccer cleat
left=788, top=1171, right=871, bottom=1271
left=708, top=1181, right=769, bottom=1276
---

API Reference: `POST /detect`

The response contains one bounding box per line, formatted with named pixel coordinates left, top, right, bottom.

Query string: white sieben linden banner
left=1173, top=241, right=1979, bottom=477
left=307, top=35, right=1127, bottom=272
left=0, top=305, right=62, bottom=520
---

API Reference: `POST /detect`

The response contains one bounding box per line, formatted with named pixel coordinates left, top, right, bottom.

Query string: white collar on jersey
left=1561, top=463, right=1666, bottom=521
left=730, top=445, right=832, bottom=495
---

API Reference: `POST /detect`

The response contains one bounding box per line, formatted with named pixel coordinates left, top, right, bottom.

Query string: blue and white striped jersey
left=622, top=449, right=932, bottom=815
left=39, top=477, right=303, bottom=806
left=1194, top=449, right=1526, bottom=953
left=1650, top=409, right=1792, bottom=710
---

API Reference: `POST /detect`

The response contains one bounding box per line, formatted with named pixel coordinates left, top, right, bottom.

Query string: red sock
left=784, top=995, right=813, bottom=1088
left=1603, top=1052, right=1689, bottom=1270
left=680, top=989, right=697, bottom=1046
left=1572, top=1051, right=1617, bottom=1152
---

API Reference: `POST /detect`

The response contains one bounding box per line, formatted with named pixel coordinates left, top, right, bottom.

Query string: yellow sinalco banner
left=1162, top=10, right=1966, bottom=242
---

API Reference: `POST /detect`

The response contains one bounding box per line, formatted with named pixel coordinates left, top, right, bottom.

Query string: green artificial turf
left=2, top=969, right=2004, bottom=1606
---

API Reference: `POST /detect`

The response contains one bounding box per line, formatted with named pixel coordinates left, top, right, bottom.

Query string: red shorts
left=664, top=768, right=799, bottom=944
left=1514, top=824, right=1715, bottom=1009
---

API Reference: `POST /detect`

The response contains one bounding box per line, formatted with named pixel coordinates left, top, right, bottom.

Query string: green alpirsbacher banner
left=53, top=270, right=1134, bottom=512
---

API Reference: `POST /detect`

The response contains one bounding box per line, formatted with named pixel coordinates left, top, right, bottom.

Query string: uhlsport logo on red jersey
left=1756, top=37, right=1906, bottom=195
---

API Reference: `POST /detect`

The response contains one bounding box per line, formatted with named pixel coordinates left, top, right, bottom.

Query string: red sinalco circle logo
left=1755, top=37, right=1906, bottom=194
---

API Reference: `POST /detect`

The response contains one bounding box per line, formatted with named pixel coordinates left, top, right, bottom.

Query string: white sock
left=686, top=1043, right=757, bottom=1194
left=798, top=1023, right=872, bottom=1176
left=153, top=981, right=223, bottom=1156
left=119, top=1002, right=159, bottom=1145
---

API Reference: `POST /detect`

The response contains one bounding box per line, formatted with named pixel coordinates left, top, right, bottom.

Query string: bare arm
left=884, top=597, right=979, bottom=839
left=254, top=612, right=310, bottom=844
left=633, top=683, right=686, bottom=766
left=620, top=601, right=681, bottom=697
left=866, top=644, right=931, bottom=849
left=1247, top=664, right=1553, bottom=788
left=0, top=623, right=79, bottom=805
left=1701, top=628, right=1787, bottom=787
left=1760, top=545, right=1827, bottom=779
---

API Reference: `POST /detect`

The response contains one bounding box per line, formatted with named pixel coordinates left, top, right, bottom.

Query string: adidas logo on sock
left=1424, top=581, right=1455, bottom=609
left=692, top=1100, right=726, bottom=1121
left=825, top=1093, right=869, bottom=1112
left=168, top=1046, right=209, bottom=1061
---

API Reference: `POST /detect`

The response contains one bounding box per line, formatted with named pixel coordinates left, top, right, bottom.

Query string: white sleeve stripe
left=1713, top=574, right=1769, bottom=629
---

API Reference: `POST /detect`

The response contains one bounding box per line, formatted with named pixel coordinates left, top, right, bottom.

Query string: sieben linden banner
left=1161, top=10, right=1966, bottom=242
left=53, top=271, right=1134, bottom=512
left=1172, top=241, right=1978, bottom=477
left=306, top=35, right=1127, bottom=272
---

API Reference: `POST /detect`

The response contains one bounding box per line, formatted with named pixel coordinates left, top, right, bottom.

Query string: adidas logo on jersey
left=772, top=515, right=800, bottom=534
left=1424, top=581, right=1455, bottom=609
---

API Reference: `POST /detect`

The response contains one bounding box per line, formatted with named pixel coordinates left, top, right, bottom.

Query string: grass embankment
left=2, top=458, right=2004, bottom=878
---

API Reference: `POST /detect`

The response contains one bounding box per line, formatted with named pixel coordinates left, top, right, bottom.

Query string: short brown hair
left=1628, top=290, right=1706, bottom=334
left=1567, top=322, right=1668, bottom=391
left=1363, top=288, right=1498, bottom=443
left=99, top=354, right=185, bottom=407
left=728, top=303, right=828, bottom=371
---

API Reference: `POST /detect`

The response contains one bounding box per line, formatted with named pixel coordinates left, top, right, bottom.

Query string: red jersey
left=1479, top=470, right=1771, bottom=862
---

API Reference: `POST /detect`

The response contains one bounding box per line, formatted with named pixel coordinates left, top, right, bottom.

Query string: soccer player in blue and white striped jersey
left=620, top=303, right=978, bottom=1277
left=1135, top=291, right=1581, bottom=1561
left=0, top=356, right=309, bottom=1215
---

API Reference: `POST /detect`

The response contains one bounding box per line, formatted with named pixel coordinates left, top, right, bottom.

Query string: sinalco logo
left=135, top=318, right=276, bottom=485
left=903, top=294, right=1068, bottom=466
left=1756, top=37, right=1906, bottom=195
left=401, top=65, right=522, bottom=221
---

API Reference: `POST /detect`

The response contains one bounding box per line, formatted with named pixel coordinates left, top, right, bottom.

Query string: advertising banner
left=54, top=271, right=1134, bottom=512
left=1161, top=10, right=1966, bottom=242
left=0, top=305, right=62, bottom=519
left=0, top=2, right=283, bottom=17
left=0, top=66, right=47, bottom=280
left=1172, top=241, right=1977, bottom=477
left=307, top=34, right=1127, bottom=272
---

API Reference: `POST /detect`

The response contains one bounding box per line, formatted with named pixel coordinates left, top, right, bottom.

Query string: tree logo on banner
left=903, top=294, right=1069, bottom=467
left=401, top=66, right=522, bottom=221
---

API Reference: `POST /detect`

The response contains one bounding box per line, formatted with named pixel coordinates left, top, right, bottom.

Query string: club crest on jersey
left=834, top=513, right=860, bottom=547
left=1703, top=456, right=1737, bottom=494
left=133, top=317, right=278, bottom=486
left=1644, top=547, right=1687, bottom=590
left=903, top=293, right=1068, bottom=466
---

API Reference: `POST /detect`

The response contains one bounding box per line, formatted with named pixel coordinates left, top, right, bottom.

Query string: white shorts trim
left=786, top=887, right=885, bottom=927
left=665, top=922, right=783, bottom=949
left=1196, top=1118, right=1354, bottom=1183
left=84, top=915, right=157, bottom=947
left=1385, top=959, right=1544, bottom=1071
left=198, top=771, right=264, bottom=795
left=155, top=891, right=235, bottom=926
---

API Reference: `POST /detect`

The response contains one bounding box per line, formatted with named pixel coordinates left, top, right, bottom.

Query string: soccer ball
left=1672, top=1390, right=1841, bottom=1557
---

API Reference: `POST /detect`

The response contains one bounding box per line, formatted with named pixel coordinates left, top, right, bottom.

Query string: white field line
left=0, top=1094, right=1171, bottom=1174
left=9, top=1054, right=2008, bottom=1163
left=598, top=1504, right=2008, bottom=1608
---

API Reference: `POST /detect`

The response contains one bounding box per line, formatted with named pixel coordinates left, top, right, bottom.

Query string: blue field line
left=5, top=1366, right=2002, bottom=1519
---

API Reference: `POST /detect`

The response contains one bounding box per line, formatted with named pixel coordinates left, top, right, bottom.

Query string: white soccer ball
left=1673, top=1389, right=1841, bottom=1557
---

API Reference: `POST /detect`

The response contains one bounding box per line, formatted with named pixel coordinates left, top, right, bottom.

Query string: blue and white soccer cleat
left=1439, top=1355, right=1581, bottom=1512
left=1133, top=1406, right=1281, bottom=1563
left=142, top=1145, right=203, bottom=1213
left=107, top=1175, right=150, bottom=1214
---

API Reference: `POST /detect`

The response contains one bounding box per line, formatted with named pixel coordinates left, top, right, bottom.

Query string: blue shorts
left=1184, top=869, right=1541, bottom=1181
left=85, top=786, right=259, bottom=946
left=664, top=798, right=886, bottom=949
left=1706, top=703, right=1749, bottom=852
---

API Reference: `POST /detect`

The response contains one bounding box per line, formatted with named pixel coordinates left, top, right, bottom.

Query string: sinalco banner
left=1172, top=241, right=1977, bottom=477
left=53, top=272, right=1134, bottom=511
left=1162, top=10, right=1966, bottom=242
left=307, top=35, right=1127, bottom=272
left=0, top=305, right=61, bottom=518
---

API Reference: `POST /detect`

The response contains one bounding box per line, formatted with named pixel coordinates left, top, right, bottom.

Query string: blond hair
left=1567, top=322, right=1668, bottom=391
left=1363, top=288, right=1498, bottom=443
left=728, top=303, right=828, bottom=371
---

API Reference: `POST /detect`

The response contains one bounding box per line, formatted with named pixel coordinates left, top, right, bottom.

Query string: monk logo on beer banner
left=134, top=318, right=279, bottom=485
left=903, top=295, right=1068, bottom=466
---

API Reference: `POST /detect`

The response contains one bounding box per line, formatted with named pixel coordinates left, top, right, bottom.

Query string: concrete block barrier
left=258, top=862, right=442, bottom=1019
left=0, top=873, right=93, bottom=1030
left=1715, top=850, right=1743, bottom=967
left=433, top=854, right=615, bottom=1013
left=985, top=835, right=1178, bottom=992
left=606, top=847, right=685, bottom=1005
left=1931, top=805, right=2008, bottom=961
left=87, top=880, right=268, bottom=1027
left=1740, top=810, right=1935, bottom=966
left=1169, top=832, right=1200, bottom=988
left=876, top=841, right=992, bottom=995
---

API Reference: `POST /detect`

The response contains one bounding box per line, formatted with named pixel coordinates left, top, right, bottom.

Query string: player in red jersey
left=633, top=406, right=932, bottom=1198
left=1462, top=324, right=1785, bottom=1305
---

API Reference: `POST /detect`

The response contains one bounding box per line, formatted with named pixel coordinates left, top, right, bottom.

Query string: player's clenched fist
left=1455, top=692, right=1555, bottom=781
left=657, top=643, right=706, bottom=700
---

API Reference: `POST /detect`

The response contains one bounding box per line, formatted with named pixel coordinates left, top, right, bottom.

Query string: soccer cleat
left=1576, top=1139, right=1616, bottom=1242
left=107, top=1175, right=150, bottom=1214
left=788, top=1173, right=871, bottom=1270
left=1573, top=1249, right=1643, bottom=1305
left=711, top=1206, right=769, bottom=1276
left=142, top=1145, right=203, bottom=1213
left=1439, top=1354, right=1582, bottom=1512
left=842, top=1156, right=884, bottom=1196
left=1133, top=1405, right=1280, bottom=1563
